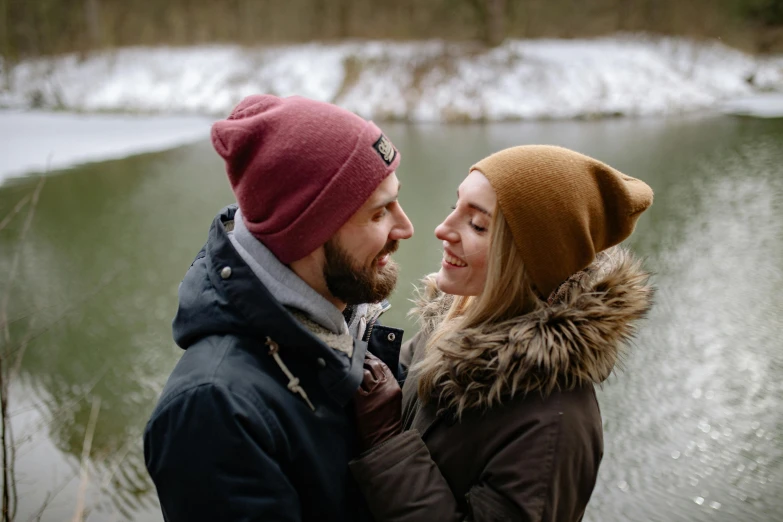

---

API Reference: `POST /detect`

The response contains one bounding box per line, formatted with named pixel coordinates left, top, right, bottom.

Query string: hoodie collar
left=175, top=206, right=364, bottom=407
left=229, top=207, right=350, bottom=336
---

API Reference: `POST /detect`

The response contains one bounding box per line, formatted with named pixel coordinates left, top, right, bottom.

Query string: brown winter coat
left=350, top=247, right=653, bottom=522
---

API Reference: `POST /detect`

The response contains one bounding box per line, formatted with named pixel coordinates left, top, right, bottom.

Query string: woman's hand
left=354, top=352, right=402, bottom=452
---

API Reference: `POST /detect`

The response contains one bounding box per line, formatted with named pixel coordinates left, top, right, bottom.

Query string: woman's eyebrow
left=457, top=189, right=492, bottom=216
left=468, top=203, right=492, bottom=216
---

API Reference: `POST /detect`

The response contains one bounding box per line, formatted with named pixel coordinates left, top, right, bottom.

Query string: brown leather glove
left=354, top=352, right=403, bottom=452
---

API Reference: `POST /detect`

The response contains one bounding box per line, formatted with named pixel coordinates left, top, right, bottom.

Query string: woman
left=351, top=145, right=655, bottom=522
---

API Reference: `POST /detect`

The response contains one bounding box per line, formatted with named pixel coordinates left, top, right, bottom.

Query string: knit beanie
left=471, top=145, right=653, bottom=297
left=211, top=95, right=401, bottom=264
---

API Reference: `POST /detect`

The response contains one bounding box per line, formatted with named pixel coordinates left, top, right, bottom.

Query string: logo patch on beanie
left=373, top=134, right=396, bottom=166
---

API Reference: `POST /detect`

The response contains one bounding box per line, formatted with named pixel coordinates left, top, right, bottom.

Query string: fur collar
left=410, top=247, right=654, bottom=415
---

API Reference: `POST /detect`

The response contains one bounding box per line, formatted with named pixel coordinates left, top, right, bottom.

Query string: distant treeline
left=2, top=0, right=783, bottom=62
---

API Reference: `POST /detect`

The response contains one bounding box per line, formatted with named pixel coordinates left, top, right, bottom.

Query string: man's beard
left=323, top=238, right=399, bottom=305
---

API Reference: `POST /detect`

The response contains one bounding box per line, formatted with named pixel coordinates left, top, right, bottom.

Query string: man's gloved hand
left=354, top=352, right=402, bottom=452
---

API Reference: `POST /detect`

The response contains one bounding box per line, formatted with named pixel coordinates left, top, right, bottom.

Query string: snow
left=1, top=35, right=781, bottom=184
left=0, top=111, right=210, bottom=184
left=1, top=35, right=781, bottom=122
left=719, top=92, right=783, bottom=118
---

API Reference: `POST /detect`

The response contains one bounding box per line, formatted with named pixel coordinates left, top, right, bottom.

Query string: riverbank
left=0, top=111, right=210, bottom=185
left=2, top=35, right=782, bottom=122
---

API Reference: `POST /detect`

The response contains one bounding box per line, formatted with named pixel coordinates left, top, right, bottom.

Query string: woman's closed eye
left=451, top=204, right=488, bottom=233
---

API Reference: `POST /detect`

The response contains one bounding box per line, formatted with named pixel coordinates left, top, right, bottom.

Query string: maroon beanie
left=211, top=95, right=401, bottom=264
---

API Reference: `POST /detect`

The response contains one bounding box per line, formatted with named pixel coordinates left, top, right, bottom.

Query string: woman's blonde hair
left=415, top=205, right=542, bottom=402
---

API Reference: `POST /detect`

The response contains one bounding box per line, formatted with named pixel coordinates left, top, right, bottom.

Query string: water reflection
left=0, top=115, right=781, bottom=521
left=588, top=129, right=783, bottom=522
left=0, top=145, right=230, bottom=521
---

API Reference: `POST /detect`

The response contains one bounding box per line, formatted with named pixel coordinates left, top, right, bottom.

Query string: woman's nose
left=434, top=220, right=459, bottom=244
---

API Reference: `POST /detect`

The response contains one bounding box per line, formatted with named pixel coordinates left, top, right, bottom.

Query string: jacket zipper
left=362, top=300, right=391, bottom=342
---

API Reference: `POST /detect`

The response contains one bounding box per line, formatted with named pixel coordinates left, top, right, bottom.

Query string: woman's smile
left=442, top=249, right=467, bottom=268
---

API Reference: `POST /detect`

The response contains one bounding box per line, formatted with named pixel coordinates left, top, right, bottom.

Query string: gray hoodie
left=228, top=208, right=374, bottom=342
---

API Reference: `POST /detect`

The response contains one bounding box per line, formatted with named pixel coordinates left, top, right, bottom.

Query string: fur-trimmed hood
left=410, top=247, right=654, bottom=415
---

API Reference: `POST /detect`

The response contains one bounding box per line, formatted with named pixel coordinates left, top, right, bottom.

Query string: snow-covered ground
left=718, top=92, right=783, bottom=118
left=1, top=35, right=782, bottom=121
left=1, top=35, right=781, bottom=184
left=0, top=111, right=210, bottom=184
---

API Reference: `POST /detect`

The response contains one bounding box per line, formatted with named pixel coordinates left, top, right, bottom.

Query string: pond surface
left=0, top=114, right=781, bottom=521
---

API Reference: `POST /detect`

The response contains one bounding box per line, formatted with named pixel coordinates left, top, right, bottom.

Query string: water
left=0, top=114, right=782, bottom=521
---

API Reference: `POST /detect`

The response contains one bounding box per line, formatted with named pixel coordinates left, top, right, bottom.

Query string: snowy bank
left=1, top=35, right=782, bottom=121
left=0, top=111, right=210, bottom=184
left=719, top=92, right=783, bottom=118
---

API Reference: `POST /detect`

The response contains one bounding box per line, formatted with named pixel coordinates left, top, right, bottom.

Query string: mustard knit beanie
left=471, top=145, right=653, bottom=297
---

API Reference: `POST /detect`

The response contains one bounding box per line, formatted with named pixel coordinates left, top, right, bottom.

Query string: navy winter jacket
left=144, top=206, right=404, bottom=522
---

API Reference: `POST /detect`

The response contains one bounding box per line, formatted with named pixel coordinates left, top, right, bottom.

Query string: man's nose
left=391, top=205, right=414, bottom=240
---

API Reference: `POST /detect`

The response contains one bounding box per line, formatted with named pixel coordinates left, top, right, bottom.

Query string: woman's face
left=434, top=170, right=496, bottom=296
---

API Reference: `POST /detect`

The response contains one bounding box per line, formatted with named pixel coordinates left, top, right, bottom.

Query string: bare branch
left=5, top=406, right=15, bottom=521
left=72, top=396, right=101, bottom=522
left=26, top=469, right=79, bottom=522
left=1, top=176, right=45, bottom=346
left=16, top=364, right=109, bottom=451
left=10, top=316, right=36, bottom=385
left=27, top=492, right=49, bottom=522
left=1, top=354, right=10, bottom=521
left=99, top=430, right=142, bottom=490
left=0, top=194, right=30, bottom=234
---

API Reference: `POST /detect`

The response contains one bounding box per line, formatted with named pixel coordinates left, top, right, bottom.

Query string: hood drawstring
left=265, top=337, right=316, bottom=411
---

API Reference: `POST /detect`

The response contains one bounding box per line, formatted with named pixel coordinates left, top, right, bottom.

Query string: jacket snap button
left=220, top=266, right=232, bottom=279
left=387, top=332, right=396, bottom=342
left=316, top=358, right=326, bottom=368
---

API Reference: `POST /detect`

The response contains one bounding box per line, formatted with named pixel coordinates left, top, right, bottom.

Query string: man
left=144, top=94, right=414, bottom=521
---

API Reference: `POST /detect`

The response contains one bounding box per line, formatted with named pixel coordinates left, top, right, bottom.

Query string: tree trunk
left=485, top=0, right=506, bottom=46
left=0, top=0, right=12, bottom=90
left=338, top=0, right=352, bottom=39
left=645, top=0, right=660, bottom=33
left=616, top=0, right=631, bottom=31
left=84, top=0, right=101, bottom=50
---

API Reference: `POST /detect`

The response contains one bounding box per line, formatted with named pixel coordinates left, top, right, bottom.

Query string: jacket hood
left=171, top=205, right=377, bottom=408
left=410, top=247, right=654, bottom=415
left=173, top=205, right=340, bottom=350
left=172, top=205, right=294, bottom=348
